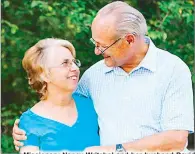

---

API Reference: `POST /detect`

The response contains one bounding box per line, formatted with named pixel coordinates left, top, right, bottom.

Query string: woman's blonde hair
left=22, top=38, right=76, bottom=100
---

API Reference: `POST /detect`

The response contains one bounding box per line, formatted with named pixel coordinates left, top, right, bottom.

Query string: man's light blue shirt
left=76, top=38, right=194, bottom=147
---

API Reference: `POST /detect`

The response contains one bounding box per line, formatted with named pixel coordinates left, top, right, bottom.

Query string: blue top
left=19, top=94, right=100, bottom=152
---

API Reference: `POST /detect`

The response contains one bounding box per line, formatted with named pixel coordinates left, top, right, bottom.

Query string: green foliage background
left=1, top=0, right=194, bottom=152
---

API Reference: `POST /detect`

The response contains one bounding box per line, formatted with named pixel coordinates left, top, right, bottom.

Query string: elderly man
left=12, top=1, right=194, bottom=152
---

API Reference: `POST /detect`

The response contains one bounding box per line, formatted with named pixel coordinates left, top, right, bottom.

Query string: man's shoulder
left=84, top=60, right=106, bottom=74
left=156, top=48, right=190, bottom=73
left=157, top=48, right=179, bottom=63
left=88, top=59, right=105, bottom=70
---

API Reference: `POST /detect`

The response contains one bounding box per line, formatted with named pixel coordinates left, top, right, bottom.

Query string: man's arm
left=122, top=130, right=188, bottom=151
left=85, top=131, right=188, bottom=152
left=122, top=59, right=193, bottom=151
left=120, top=59, right=193, bottom=152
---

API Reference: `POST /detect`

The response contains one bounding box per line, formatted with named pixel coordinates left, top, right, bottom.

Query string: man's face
left=91, top=16, right=131, bottom=67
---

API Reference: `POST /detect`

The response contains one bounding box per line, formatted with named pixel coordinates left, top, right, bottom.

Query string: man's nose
left=94, top=47, right=102, bottom=55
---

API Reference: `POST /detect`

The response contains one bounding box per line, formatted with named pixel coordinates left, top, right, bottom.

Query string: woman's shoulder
left=73, top=93, right=97, bottom=114
left=73, top=93, right=93, bottom=106
left=19, top=102, right=46, bottom=136
left=19, top=102, right=43, bottom=126
left=30, top=101, right=44, bottom=114
left=19, top=109, right=31, bottom=121
left=19, top=110, right=37, bottom=133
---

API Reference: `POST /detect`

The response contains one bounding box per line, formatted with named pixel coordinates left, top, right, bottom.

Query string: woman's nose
left=70, top=62, right=79, bottom=71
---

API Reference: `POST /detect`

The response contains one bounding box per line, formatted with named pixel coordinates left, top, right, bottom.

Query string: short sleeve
left=160, top=60, right=194, bottom=133
left=19, top=111, right=40, bottom=147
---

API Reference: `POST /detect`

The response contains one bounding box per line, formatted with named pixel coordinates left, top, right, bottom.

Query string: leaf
left=31, top=1, right=40, bottom=8
left=186, top=14, right=193, bottom=24
left=4, top=1, right=10, bottom=8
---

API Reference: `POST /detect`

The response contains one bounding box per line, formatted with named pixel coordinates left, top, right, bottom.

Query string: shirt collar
left=137, top=37, right=157, bottom=72
left=103, top=37, right=157, bottom=74
left=103, top=64, right=114, bottom=73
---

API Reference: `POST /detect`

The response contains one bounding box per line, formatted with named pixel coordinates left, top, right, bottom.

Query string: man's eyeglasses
left=49, top=59, right=81, bottom=69
left=90, top=37, right=121, bottom=54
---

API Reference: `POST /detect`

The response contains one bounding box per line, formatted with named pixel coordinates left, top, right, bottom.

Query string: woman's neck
left=46, top=94, right=73, bottom=107
left=45, top=85, right=74, bottom=107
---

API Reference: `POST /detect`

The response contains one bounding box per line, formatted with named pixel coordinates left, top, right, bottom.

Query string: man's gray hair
left=97, top=1, right=148, bottom=37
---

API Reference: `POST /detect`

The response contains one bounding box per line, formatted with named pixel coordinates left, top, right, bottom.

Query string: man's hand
left=85, top=130, right=188, bottom=152
left=12, top=119, right=27, bottom=151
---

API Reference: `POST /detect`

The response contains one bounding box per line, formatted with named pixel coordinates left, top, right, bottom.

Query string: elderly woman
left=19, top=38, right=100, bottom=152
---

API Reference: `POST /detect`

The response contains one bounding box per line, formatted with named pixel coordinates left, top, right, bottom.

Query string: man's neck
left=121, top=41, right=149, bottom=73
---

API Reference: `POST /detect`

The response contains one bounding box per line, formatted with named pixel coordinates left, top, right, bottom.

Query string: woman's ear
left=40, top=71, right=50, bottom=83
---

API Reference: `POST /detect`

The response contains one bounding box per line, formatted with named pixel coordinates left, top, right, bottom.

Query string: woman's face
left=45, top=46, right=80, bottom=93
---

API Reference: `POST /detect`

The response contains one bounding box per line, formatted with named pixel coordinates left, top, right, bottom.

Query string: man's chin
left=104, top=59, right=115, bottom=67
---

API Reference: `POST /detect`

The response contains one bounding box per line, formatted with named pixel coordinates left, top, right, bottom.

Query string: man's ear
left=125, top=33, right=135, bottom=44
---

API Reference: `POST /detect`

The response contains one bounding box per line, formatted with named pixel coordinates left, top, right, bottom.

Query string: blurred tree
left=1, top=0, right=194, bottom=152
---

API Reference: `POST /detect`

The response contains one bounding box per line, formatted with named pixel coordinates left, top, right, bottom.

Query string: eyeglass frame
left=90, top=32, right=140, bottom=54
left=90, top=37, right=122, bottom=54
left=48, top=59, right=81, bottom=69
